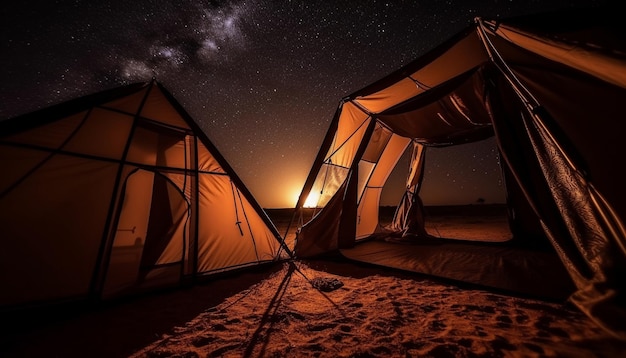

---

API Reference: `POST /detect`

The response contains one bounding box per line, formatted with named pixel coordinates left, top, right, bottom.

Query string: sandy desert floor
left=129, top=260, right=626, bottom=358
left=2, top=207, right=626, bottom=357
left=3, top=258, right=626, bottom=358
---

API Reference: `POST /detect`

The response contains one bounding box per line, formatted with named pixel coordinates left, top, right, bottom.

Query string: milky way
left=0, top=0, right=605, bottom=207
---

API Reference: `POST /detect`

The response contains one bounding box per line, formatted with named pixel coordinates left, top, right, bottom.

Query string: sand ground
left=2, top=206, right=625, bottom=357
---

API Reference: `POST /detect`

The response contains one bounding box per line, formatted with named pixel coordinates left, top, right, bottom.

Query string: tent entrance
left=102, top=169, right=189, bottom=298
left=380, top=137, right=512, bottom=243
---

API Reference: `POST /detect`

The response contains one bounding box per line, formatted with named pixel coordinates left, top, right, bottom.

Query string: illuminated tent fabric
left=0, top=80, right=289, bottom=309
left=293, top=9, right=626, bottom=339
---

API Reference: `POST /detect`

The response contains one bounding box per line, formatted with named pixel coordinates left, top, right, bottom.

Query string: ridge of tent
left=0, top=82, right=150, bottom=135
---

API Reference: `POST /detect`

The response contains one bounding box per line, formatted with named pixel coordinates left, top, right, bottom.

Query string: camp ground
left=1, top=7, right=625, bottom=349
left=291, top=9, right=626, bottom=340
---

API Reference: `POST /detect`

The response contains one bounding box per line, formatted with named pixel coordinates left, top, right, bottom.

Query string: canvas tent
left=292, top=9, right=626, bottom=339
left=0, top=80, right=289, bottom=310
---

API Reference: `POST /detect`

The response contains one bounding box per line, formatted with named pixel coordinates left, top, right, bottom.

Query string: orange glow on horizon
left=291, top=189, right=320, bottom=208
left=303, top=191, right=320, bottom=208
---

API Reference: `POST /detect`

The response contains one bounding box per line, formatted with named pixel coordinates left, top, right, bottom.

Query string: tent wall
left=356, top=130, right=411, bottom=238
left=479, top=18, right=626, bottom=337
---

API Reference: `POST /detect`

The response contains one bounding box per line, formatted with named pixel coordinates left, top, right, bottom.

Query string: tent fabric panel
left=353, top=78, right=425, bottom=115
left=326, top=102, right=370, bottom=169
left=63, top=108, right=134, bottom=160
left=510, top=65, right=626, bottom=223
left=110, top=169, right=157, bottom=248
left=486, top=72, right=589, bottom=266
left=391, top=143, right=427, bottom=234
left=492, top=22, right=626, bottom=90
left=353, top=31, right=487, bottom=114
left=295, top=179, right=347, bottom=257
left=305, top=163, right=349, bottom=209
left=102, top=86, right=149, bottom=115
left=196, top=139, right=226, bottom=173
left=408, top=30, right=487, bottom=90
left=0, top=145, right=50, bottom=194
left=102, top=169, right=152, bottom=297
left=522, top=107, right=626, bottom=340
left=356, top=134, right=412, bottom=237
left=376, top=69, right=494, bottom=144
left=196, top=174, right=278, bottom=273
left=341, top=240, right=575, bottom=300
left=140, top=85, right=190, bottom=129
left=126, top=124, right=188, bottom=169
left=356, top=187, right=383, bottom=239
left=361, top=124, right=393, bottom=163
left=486, top=71, right=626, bottom=338
left=500, top=161, right=547, bottom=247
left=367, top=133, right=412, bottom=186
left=0, top=155, right=118, bottom=307
left=140, top=266, right=182, bottom=289
left=1, top=111, right=85, bottom=149
left=404, top=143, right=426, bottom=190
left=102, top=170, right=190, bottom=298
left=144, top=172, right=189, bottom=267
left=357, top=160, right=376, bottom=202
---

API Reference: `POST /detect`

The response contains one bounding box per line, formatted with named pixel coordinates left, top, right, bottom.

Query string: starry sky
left=1, top=0, right=605, bottom=208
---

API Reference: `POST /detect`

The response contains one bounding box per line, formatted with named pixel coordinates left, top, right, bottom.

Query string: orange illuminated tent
left=0, top=80, right=290, bottom=310
left=292, top=9, right=626, bottom=339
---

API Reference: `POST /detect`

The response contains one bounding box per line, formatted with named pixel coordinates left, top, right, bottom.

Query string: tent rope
left=407, top=75, right=431, bottom=90
left=233, top=182, right=262, bottom=262
left=230, top=180, right=244, bottom=236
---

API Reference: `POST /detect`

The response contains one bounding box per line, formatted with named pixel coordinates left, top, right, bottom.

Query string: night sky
left=1, top=0, right=604, bottom=208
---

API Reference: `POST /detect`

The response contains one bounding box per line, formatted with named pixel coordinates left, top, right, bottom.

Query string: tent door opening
left=102, top=169, right=190, bottom=298
left=382, top=137, right=512, bottom=242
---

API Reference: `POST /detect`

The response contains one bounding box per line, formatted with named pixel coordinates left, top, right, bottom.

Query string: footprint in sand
left=496, top=314, right=513, bottom=328
left=490, top=335, right=517, bottom=354
left=523, top=342, right=545, bottom=354
left=191, top=335, right=215, bottom=347
left=474, top=326, right=489, bottom=337
left=514, top=311, right=530, bottom=324
left=534, top=316, right=571, bottom=338
left=207, top=343, right=241, bottom=358
left=211, top=323, right=228, bottom=331
left=429, top=320, right=447, bottom=332
left=307, top=322, right=338, bottom=332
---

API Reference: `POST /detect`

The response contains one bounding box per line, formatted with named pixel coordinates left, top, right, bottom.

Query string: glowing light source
left=291, top=189, right=320, bottom=208
left=303, top=191, right=320, bottom=208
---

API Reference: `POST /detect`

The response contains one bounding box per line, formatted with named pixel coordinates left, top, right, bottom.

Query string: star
left=0, top=0, right=602, bottom=207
